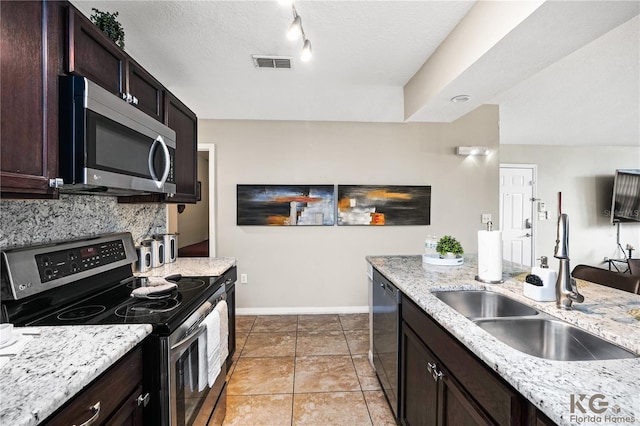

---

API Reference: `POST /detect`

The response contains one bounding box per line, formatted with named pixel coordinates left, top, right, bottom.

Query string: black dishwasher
left=372, top=269, right=401, bottom=418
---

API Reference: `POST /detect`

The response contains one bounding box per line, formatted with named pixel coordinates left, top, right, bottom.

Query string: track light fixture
left=282, top=2, right=312, bottom=62
left=301, top=39, right=312, bottom=62
left=287, top=14, right=302, bottom=40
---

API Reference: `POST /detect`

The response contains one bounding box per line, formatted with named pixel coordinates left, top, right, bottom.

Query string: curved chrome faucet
left=554, top=213, right=584, bottom=309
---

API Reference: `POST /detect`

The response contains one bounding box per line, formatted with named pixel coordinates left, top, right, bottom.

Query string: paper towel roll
left=477, top=230, right=503, bottom=282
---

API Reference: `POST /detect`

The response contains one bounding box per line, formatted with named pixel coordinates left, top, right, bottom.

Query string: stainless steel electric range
left=0, top=232, right=236, bottom=426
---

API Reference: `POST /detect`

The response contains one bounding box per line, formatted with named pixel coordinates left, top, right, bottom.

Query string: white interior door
left=500, top=165, right=535, bottom=267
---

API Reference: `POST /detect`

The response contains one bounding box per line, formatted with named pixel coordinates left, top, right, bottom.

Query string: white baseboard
left=236, top=305, right=369, bottom=316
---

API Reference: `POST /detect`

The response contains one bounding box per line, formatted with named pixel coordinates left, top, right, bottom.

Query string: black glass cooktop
left=27, top=275, right=222, bottom=335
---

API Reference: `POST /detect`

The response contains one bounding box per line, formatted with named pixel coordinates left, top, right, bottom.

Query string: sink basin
left=434, top=290, right=539, bottom=319
left=475, top=318, right=638, bottom=361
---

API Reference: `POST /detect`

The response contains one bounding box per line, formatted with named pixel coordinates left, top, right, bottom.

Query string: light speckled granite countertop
left=367, top=255, right=640, bottom=426
left=134, top=257, right=236, bottom=278
left=0, top=325, right=151, bottom=426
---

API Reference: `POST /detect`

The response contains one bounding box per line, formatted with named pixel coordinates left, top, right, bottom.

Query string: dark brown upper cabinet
left=1, top=1, right=64, bottom=198
left=1, top=1, right=196, bottom=201
left=165, top=91, right=198, bottom=204
left=66, top=6, right=164, bottom=123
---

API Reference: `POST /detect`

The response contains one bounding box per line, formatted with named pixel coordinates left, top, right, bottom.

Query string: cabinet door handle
left=427, top=362, right=443, bottom=382
left=426, top=362, right=436, bottom=380
left=74, top=401, right=100, bottom=426
left=137, top=392, right=150, bottom=407
left=433, top=368, right=443, bottom=382
left=131, top=95, right=139, bottom=106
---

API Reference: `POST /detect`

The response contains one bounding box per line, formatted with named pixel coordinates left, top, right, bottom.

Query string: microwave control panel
left=36, top=240, right=127, bottom=283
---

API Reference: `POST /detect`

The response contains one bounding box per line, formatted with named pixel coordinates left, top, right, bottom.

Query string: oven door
left=169, top=322, right=227, bottom=425
left=170, top=326, right=208, bottom=426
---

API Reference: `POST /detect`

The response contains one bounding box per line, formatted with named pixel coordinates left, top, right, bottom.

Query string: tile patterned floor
left=197, top=313, right=396, bottom=426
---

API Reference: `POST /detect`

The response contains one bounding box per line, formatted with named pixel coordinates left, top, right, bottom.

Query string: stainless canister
left=163, top=233, right=178, bottom=263
left=134, top=245, right=152, bottom=273
left=142, top=238, right=164, bottom=268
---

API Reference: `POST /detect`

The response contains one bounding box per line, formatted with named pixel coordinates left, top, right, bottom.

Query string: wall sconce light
left=456, top=146, right=490, bottom=156
left=282, top=2, right=313, bottom=62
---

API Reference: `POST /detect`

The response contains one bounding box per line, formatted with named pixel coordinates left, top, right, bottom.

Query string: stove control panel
left=36, top=240, right=127, bottom=283
left=1, top=232, right=137, bottom=300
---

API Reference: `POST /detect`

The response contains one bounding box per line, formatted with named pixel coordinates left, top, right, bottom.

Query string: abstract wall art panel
left=237, top=185, right=335, bottom=226
left=337, top=185, right=431, bottom=226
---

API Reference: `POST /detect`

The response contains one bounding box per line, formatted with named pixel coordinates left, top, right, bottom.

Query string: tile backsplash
left=0, top=194, right=166, bottom=249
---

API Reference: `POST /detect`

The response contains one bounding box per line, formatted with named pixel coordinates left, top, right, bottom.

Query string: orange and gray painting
left=337, top=185, right=431, bottom=225
left=237, top=185, right=335, bottom=226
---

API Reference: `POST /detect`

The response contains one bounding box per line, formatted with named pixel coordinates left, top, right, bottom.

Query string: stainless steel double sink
left=433, top=290, right=638, bottom=361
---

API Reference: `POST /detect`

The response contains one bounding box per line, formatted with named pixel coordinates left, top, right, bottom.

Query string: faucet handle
left=569, top=278, right=585, bottom=303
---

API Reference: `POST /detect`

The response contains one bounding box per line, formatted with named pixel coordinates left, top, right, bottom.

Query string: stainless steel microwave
left=59, top=75, right=176, bottom=196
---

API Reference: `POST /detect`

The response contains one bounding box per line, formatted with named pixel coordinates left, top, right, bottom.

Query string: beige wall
left=198, top=105, right=500, bottom=313
left=500, top=145, right=640, bottom=268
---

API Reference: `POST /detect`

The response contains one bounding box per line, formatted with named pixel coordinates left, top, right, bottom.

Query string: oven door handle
left=171, top=324, right=206, bottom=353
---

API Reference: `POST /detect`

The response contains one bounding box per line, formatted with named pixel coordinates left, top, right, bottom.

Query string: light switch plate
left=481, top=213, right=492, bottom=224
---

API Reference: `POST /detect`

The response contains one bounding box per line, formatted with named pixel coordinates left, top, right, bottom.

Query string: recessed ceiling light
left=450, top=95, right=471, bottom=103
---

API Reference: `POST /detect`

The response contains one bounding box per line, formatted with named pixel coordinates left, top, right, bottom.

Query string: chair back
left=572, top=264, right=640, bottom=294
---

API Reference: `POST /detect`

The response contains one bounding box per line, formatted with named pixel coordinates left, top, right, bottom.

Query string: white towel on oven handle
left=199, top=309, right=221, bottom=389
left=215, top=300, right=229, bottom=366
left=196, top=331, right=207, bottom=392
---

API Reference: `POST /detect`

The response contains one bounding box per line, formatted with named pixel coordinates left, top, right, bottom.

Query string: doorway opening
left=168, top=144, right=216, bottom=257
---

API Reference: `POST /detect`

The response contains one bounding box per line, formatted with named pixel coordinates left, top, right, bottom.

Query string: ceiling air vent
left=252, top=55, right=292, bottom=69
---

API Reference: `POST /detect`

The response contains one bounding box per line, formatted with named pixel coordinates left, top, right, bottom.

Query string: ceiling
left=71, top=1, right=639, bottom=146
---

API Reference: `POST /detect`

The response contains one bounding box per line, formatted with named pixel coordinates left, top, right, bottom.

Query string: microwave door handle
left=148, top=135, right=171, bottom=189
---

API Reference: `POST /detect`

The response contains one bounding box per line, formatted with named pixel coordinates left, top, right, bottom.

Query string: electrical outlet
left=481, top=213, right=492, bottom=224
left=240, top=273, right=248, bottom=284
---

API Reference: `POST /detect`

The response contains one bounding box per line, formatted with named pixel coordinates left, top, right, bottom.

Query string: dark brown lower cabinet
left=400, top=294, right=551, bottom=426
left=43, top=346, right=145, bottom=425
left=401, top=324, right=490, bottom=426
left=401, top=323, right=439, bottom=426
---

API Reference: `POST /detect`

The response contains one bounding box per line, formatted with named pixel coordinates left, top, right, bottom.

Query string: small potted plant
left=90, top=8, right=125, bottom=49
left=436, top=235, right=464, bottom=258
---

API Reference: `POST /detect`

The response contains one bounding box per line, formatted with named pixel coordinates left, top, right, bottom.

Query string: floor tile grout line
left=291, top=315, right=299, bottom=426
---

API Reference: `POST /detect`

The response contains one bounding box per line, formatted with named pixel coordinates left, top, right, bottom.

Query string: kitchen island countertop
left=367, top=255, right=640, bottom=426
left=134, top=256, right=236, bottom=278
left=0, top=324, right=151, bottom=426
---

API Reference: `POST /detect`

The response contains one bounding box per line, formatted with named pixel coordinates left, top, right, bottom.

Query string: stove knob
left=44, top=268, right=54, bottom=279
left=41, top=256, right=51, bottom=266
left=71, top=263, right=80, bottom=273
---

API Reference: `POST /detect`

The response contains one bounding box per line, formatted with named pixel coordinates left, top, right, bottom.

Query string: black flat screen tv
left=611, top=169, right=640, bottom=223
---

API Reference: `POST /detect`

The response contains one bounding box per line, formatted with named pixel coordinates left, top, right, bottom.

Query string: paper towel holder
left=475, top=221, right=504, bottom=283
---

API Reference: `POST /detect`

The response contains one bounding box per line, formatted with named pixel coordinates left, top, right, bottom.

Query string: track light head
left=287, top=15, right=302, bottom=40
left=301, top=39, right=312, bottom=62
